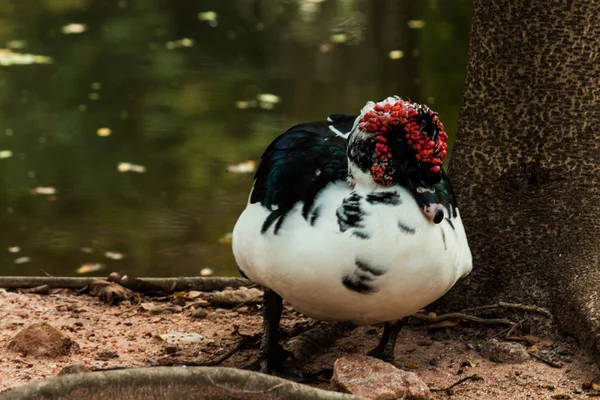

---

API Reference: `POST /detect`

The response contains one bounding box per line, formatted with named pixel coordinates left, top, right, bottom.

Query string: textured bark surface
left=444, top=0, right=600, bottom=360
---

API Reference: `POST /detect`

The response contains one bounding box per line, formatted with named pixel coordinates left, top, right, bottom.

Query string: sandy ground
left=1, top=287, right=598, bottom=399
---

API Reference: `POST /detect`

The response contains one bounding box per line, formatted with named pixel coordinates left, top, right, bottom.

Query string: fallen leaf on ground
left=88, top=280, right=134, bottom=305
left=429, top=319, right=461, bottom=329
left=157, top=332, right=213, bottom=344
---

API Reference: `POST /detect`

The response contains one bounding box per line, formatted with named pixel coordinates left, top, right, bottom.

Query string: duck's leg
left=366, top=319, right=404, bottom=363
left=258, top=289, right=292, bottom=374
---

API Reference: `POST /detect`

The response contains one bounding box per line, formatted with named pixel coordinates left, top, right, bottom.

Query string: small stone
left=479, top=339, right=530, bottom=363
left=191, top=309, right=209, bottom=319
left=97, top=350, right=119, bottom=359
left=58, top=364, right=91, bottom=375
left=331, top=354, right=431, bottom=400
left=164, top=343, right=179, bottom=355
left=7, top=323, right=79, bottom=358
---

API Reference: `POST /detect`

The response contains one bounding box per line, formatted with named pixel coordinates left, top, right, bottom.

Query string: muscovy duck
left=232, top=96, right=472, bottom=375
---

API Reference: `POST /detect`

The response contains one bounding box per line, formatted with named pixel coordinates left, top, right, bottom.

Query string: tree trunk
left=445, top=0, right=600, bottom=360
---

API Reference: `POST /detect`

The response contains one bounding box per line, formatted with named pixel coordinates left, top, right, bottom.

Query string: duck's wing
left=251, top=117, right=353, bottom=234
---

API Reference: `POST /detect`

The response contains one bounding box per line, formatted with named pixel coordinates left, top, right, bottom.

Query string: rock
left=140, top=303, right=183, bottom=314
left=97, top=350, right=119, bottom=359
left=191, top=309, right=209, bottom=319
left=209, top=287, right=263, bottom=306
left=479, top=339, right=530, bottom=363
left=164, top=343, right=179, bottom=355
left=59, top=364, right=91, bottom=375
left=331, top=355, right=430, bottom=400
left=7, top=323, right=79, bottom=358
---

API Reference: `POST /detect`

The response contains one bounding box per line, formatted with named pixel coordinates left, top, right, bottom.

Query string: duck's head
left=347, top=96, right=449, bottom=224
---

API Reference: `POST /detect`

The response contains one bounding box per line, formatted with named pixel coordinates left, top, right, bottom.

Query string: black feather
left=252, top=117, right=352, bottom=234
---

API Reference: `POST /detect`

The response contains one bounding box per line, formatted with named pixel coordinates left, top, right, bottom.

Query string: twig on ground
left=0, top=313, right=8, bottom=321
left=40, top=269, right=53, bottom=277
left=430, top=374, right=484, bottom=392
left=461, top=302, right=553, bottom=318
left=528, top=351, right=562, bottom=368
left=169, top=336, right=249, bottom=367
left=412, top=312, right=516, bottom=326
left=231, top=295, right=262, bottom=311
left=91, top=337, right=249, bottom=372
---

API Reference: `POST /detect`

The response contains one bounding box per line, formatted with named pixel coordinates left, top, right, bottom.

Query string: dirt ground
left=1, top=287, right=598, bottom=399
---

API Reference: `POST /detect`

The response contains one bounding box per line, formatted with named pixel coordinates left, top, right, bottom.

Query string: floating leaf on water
left=30, top=187, right=57, bottom=195
left=407, top=20, right=426, bottom=29
left=14, top=257, right=31, bottom=264
left=157, top=332, right=213, bottom=344
left=319, top=43, right=333, bottom=53
left=8, top=246, right=20, bottom=253
left=77, top=263, right=105, bottom=274
left=235, top=100, right=256, bottom=109
left=0, top=49, right=53, bottom=66
left=117, top=162, right=146, bottom=173
left=330, top=33, right=347, bottom=43
left=388, top=50, right=404, bottom=60
left=105, top=251, right=125, bottom=260
left=96, top=128, right=111, bottom=137
left=197, top=11, right=217, bottom=21
left=7, top=40, right=27, bottom=49
left=0, top=150, right=12, bottom=159
left=61, top=23, right=87, bottom=34
left=227, top=160, right=256, bottom=173
left=218, top=232, right=233, bottom=244
left=256, top=93, right=280, bottom=104
left=165, top=38, right=195, bottom=50
left=200, top=267, right=213, bottom=277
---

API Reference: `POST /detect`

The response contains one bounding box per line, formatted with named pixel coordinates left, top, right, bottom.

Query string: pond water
left=0, top=0, right=471, bottom=277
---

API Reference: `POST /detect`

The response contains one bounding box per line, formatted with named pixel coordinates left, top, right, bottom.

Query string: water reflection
left=0, top=0, right=471, bottom=277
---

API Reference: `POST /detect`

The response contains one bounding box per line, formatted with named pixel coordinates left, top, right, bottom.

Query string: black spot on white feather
left=351, top=231, right=370, bottom=240
left=366, top=192, right=402, bottom=206
left=397, top=221, right=416, bottom=235
left=446, top=218, right=455, bottom=230
left=441, top=226, right=447, bottom=250
left=355, top=259, right=384, bottom=276
left=336, top=192, right=366, bottom=232
left=342, top=259, right=385, bottom=294
left=310, top=207, right=321, bottom=226
left=342, top=276, right=375, bottom=294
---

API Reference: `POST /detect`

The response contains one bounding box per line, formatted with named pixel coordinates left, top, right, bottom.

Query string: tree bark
left=445, top=0, right=600, bottom=361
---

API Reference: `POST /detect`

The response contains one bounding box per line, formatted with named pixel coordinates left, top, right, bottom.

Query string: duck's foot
left=366, top=319, right=404, bottom=364
left=246, top=288, right=318, bottom=383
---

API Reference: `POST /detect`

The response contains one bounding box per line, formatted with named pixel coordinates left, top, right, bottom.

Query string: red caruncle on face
left=358, top=100, right=449, bottom=181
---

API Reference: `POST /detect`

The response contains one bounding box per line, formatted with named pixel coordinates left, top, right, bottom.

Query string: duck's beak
left=409, top=183, right=444, bottom=224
